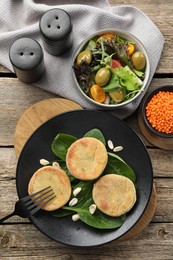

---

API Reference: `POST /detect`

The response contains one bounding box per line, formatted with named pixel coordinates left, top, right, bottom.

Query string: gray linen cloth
left=0, top=0, right=164, bottom=119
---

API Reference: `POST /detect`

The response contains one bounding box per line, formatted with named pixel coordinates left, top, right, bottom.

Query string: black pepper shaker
left=39, top=8, right=73, bottom=56
left=9, top=38, right=45, bottom=84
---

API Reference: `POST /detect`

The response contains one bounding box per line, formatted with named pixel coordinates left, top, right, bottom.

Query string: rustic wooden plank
left=0, top=223, right=172, bottom=259
left=0, top=77, right=173, bottom=146
left=154, top=178, right=173, bottom=223
left=0, top=78, right=56, bottom=145
left=0, top=149, right=31, bottom=224
left=149, top=149, right=173, bottom=178
left=0, top=148, right=17, bottom=179
left=0, top=65, right=11, bottom=73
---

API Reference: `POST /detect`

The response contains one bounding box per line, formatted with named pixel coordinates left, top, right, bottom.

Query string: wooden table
left=0, top=1, right=173, bottom=259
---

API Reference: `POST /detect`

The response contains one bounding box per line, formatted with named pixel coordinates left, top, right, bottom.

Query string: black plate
left=16, top=110, right=153, bottom=247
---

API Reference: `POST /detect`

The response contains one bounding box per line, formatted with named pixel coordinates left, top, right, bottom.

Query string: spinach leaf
left=53, top=181, right=93, bottom=219
left=79, top=207, right=125, bottom=229
left=62, top=180, right=126, bottom=229
left=105, top=152, right=136, bottom=183
left=84, top=128, right=106, bottom=145
left=51, top=133, right=77, bottom=161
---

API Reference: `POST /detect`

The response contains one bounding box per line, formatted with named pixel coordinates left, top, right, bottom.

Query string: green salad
left=45, top=128, right=137, bottom=230
left=73, top=33, right=146, bottom=104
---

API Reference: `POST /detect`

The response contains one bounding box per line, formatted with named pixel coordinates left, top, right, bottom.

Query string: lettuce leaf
left=113, top=66, right=143, bottom=91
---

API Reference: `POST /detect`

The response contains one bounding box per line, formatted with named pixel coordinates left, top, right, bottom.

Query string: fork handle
left=0, top=212, right=16, bottom=223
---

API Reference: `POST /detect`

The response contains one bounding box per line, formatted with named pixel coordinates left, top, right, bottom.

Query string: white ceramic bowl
left=73, top=29, right=150, bottom=109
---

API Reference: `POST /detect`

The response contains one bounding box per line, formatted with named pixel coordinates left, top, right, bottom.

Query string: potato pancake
left=66, top=137, right=108, bottom=180
left=28, top=166, right=71, bottom=211
left=92, top=174, right=136, bottom=216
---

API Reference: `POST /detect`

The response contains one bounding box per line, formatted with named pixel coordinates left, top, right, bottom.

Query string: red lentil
left=145, top=91, right=173, bottom=134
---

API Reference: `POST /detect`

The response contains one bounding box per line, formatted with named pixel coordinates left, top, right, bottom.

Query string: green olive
left=77, top=50, right=92, bottom=65
left=132, top=51, right=146, bottom=70
left=95, top=67, right=111, bottom=87
left=109, top=88, right=126, bottom=103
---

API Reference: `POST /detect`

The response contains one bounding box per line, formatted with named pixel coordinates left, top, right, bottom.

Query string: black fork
left=0, top=186, right=56, bottom=223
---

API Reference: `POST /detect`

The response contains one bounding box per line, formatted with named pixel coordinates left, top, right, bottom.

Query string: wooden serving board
left=13, top=98, right=157, bottom=242
left=14, top=98, right=82, bottom=156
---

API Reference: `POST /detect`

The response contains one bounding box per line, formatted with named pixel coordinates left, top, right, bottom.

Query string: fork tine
left=27, top=191, right=55, bottom=211
left=29, top=194, right=56, bottom=215
left=32, top=189, right=53, bottom=204
left=24, top=187, right=53, bottom=207
left=0, top=186, right=56, bottom=222
left=21, top=186, right=52, bottom=203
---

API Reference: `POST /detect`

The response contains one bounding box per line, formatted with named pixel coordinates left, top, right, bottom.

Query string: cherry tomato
left=111, top=59, right=122, bottom=69
left=90, top=84, right=106, bottom=103
left=127, top=43, right=135, bottom=56
left=100, top=33, right=115, bottom=41
left=96, top=33, right=115, bottom=43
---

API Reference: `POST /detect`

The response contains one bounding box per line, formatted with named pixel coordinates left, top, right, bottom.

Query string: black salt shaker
left=9, top=38, right=45, bottom=84
left=39, top=8, right=73, bottom=56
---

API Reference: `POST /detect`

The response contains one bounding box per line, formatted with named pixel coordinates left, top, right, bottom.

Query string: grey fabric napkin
left=0, top=0, right=164, bottom=119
